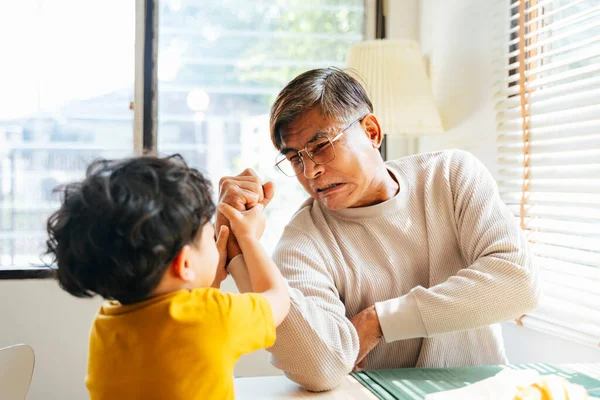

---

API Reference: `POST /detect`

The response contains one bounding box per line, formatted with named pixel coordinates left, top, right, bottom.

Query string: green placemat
left=352, top=364, right=600, bottom=400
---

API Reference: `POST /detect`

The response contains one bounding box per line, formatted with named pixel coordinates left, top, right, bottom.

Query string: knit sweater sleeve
left=267, top=222, right=359, bottom=392
left=376, top=150, right=541, bottom=341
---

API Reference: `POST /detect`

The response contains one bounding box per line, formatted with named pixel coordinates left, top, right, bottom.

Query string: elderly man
left=217, top=67, right=540, bottom=392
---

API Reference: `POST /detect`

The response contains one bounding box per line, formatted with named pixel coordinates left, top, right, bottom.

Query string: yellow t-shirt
left=86, top=288, right=276, bottom=400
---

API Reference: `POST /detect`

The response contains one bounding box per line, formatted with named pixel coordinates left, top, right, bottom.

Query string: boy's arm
left=219, top=203, right=290, bottom=326
left=228, top=255, right=252, bottom=292
left=216, top=169, right=274, bottom=260
left=236, top=234, right=290, bottom=326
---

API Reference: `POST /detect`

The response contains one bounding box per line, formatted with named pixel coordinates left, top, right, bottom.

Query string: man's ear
left=362, top=114, right=383, bottom=149
left=171, top=245, right=196, bottom=282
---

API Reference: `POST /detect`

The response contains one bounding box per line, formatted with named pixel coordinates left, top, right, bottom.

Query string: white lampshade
left=347, top=39, right=444, bottom=136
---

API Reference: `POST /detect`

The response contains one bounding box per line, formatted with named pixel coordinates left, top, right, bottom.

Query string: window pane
left=157, top=0, right=365, bottom=254
left=537, top=0, right=600, bottom=87
left=0, top=1, right=135, bottom=267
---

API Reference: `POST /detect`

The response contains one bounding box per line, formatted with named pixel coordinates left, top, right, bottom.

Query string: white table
left=234, top=375, right=378, bottom=399
left=235, top=364, right=600, bottom=399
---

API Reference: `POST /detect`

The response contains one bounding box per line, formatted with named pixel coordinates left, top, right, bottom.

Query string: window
left=495, top=0, right=600, bottom=346
left=156, top=0, right=365, bottom=254
left=0, top=0, right=366, bottom=273
left=0, top=1, right=136, bottom=270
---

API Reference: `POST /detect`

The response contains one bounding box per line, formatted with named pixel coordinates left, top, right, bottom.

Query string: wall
left=503, top=323, right=600, bottom=364
left=385, top=0, right=421, bottom=161
left=416, top=0, right=498, bottom=174
left=0, top=280, right=101, bottom=400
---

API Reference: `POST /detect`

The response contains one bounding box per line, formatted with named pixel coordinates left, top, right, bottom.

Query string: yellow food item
left=514, top=376, right=589, bottom=400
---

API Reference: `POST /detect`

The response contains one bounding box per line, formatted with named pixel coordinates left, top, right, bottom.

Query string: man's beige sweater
left=229, top=150, right=541, bottom=392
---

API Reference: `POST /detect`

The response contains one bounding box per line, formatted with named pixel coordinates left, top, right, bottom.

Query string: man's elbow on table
left=283, top=364, right=352, bottom=392
left=272, top=352, right=354, bottom=392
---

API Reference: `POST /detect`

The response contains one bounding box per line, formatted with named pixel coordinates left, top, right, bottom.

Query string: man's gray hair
left=269, top=67, right=373, bottom=150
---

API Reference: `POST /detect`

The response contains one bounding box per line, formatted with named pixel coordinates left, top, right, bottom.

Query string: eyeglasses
left=275, top=116, right=365, bottom=177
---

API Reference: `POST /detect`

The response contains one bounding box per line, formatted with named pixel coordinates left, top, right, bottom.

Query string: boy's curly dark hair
left=45, top=154, right=215, bottom=304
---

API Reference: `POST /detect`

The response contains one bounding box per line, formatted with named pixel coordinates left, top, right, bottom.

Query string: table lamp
left=347, top=39, right=444, bottom=159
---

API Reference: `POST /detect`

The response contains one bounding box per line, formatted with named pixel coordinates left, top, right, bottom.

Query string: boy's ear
left=171, top=245, right=196, bottom=282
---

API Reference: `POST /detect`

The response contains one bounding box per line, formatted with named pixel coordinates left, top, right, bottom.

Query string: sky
left=0, top=0, right=135, bottom=120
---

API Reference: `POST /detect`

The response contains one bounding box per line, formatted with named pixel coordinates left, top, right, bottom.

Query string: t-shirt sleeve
left=221, top=291, right=276, bottom=356
left=170, top=289, right=276, bottom=357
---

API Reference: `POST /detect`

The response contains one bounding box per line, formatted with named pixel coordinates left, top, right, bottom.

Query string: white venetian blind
left=494, top=0, right=600, bottom=347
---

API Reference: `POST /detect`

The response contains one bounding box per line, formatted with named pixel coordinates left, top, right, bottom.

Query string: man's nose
left=302, top=156, right=324, bottom=179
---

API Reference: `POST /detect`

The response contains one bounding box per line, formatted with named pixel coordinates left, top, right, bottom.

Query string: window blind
left=494, top=0, right=600, bottom=347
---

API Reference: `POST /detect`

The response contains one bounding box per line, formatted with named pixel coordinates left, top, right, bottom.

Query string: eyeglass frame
left=274, top=114, right=368, bottom=177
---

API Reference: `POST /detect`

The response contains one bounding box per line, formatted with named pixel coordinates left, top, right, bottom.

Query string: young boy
left=45, top=155, right=290, bottom=400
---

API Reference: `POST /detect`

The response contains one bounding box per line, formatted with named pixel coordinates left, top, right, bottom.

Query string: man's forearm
left=269, top=297, right=358, bottom=392
left=229, top=257, right=358, bottom=391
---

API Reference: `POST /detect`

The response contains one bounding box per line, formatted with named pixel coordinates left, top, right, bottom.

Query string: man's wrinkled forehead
left=279, top=112, right=335, bottom=154
left=279, top=130, right=330, bottom=155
